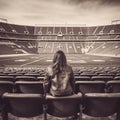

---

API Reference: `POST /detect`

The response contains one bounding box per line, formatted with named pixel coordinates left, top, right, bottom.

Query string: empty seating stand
left=24, top=73, right=40, bottom=78
left=75, top=81, right=105, bottom=93
left=75, top=76, right=91, bottom=81
left=7, top=73, right=23, bottom=77
left=80, top=72, right=97, bottom=78
left=114, top=76, right=120, bottom=80
left=83, top=93, right=120, bottom=120
left=0, top=73, right=8, bottom=76
left=0, top=81, right=14, bottom=111
left=91, top=76, right=114, bottom=82
left=15, top=81, right=44, bottom=94
left=106, top=81, right=120, bottom=93
left=99, top=73, right=115, bottom=77
left=2, top=93, right=44, bottom=120
left=37, top=76, right=44, bottom=81
left=15, top=76, right=37, bottom=81
left=0, top=76, right=15, bottom=82
left=45, top=93, right=82, bottom=120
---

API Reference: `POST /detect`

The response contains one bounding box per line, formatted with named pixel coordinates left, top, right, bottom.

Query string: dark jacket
left=44, top=64, right=75, bottom=96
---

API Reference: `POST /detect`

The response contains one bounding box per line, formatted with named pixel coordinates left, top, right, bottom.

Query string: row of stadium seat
left=1, top=68, right=120, bottom=75
left=1, top=82, right=120, bottom=120
left=3, top=65, right=120, bottom=72
left=0, top=76, right=44, bottom=82
left=1, top=80, right=120, bottom=96
left=76, top=80, right=120, bottom=93
left=0, top=75, right=120, bottom=83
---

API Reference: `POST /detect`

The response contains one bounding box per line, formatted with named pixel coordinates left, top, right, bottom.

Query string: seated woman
left=44, top=50, right=75, bottom=96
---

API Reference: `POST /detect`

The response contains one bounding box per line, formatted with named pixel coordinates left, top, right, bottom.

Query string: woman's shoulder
left=66, top=64, right=72, bottom=68
left=47, top=65, right=52, bottom=69
left=66, top=64, right=73, bottom=72
left=46, top=65, right=53, bottom=75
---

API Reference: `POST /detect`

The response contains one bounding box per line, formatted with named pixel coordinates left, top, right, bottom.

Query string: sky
left=0, top=0, right=120, bottom=26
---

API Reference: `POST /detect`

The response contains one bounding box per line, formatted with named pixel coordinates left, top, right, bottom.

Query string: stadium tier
left=0, top=22, right=120, bottom=55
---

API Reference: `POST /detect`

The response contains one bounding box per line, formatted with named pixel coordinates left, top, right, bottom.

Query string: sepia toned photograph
left=0, top=0, right=120, bottom=120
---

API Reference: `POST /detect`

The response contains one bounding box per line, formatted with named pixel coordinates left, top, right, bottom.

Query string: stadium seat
left=91, top=76, right=114, bottom=82
left=2, top=93, right=44, bottom=120
left=37, top=76, right=44, bottom=81
left=83, top=93, right=120, bottom=119
left=15, top=76, right=37, bottom=81
left=24, top=73, right=40, bottom=77
left=45, top=93, right=82, bottom=120
left=98, top=73, right=115, bottom=77
left=75, top=76, right=91, bottom=81
left=75, top=81, right=105, bottom=93
left=74, top=73, right=80, bottom=77
left=0, top=73, right=7, bottom=76
left=0, top=76, right=15, bottom=82
left=116, top=73, right=120, bottom=76
left=7, top=73, right=23, bottom=77
left=15, top=81, right=44, bottom=94
left=106, top=81, right=120, bottom=93
left=80, top=72, right=97, bottom=77
left=114, top=76, right=120, bottom=80
left=0, top=81, right=14, bottom=111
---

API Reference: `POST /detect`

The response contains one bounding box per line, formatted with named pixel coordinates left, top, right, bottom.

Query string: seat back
left=83, top=93, right=120, bottom=117
left=15, top=81, right=44, bottom=94
left=2, top=93, right=44, bottom=118
left=37, top=76, right=44, bottom=81
left=114, top=76, right=120, bottom=80
left=15, top=76, right=37, bottom=81
left=91, top=76, right=113, bottom=82
left=8, top=73, right=23, bottom=77
left=75, top=76, right=91, bottom=81
left=106, top=81, right=120, bottom=93
left=75, top=81, right=105, bottom=93
left=0, top=73, right=7, bottom=76
left=99, top=73, right=115, bottom=77
left=0, top=81, right=14, bottom=96
left=0, top=76, right=15, bottom=82
left=24, top=73, right=40, bottom=77
left=46, top=93, right=82, bottom=118
left=80, top=72, right=97, bottom=77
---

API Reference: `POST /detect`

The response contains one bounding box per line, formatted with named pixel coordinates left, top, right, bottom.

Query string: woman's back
left=46, top=64, right=75, bottom=96
left=44, top=50, right=75, bottom=96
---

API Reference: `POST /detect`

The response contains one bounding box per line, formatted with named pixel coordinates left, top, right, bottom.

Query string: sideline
left=0, top=54, right=32, bottom=58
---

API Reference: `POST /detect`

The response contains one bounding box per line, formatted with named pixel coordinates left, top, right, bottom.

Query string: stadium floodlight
left=78, top=31, right=83, bottom=35
left=57, top=32, right=63, bottom=37
left=69, top=31, right=74, bottom=35
left=24, top=31, right=29, bottom=34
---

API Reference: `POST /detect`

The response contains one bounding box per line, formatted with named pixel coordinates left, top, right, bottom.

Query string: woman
left=44, top=50, right=75, bottom=96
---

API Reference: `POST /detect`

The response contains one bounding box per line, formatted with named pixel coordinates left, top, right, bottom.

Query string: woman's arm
left=43, top=69, right=51, bottom=94
left=70, top=67, right=75, bottom=93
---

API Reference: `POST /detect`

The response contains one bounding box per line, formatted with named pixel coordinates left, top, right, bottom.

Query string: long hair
left=52, top=50, right=67, bottom=75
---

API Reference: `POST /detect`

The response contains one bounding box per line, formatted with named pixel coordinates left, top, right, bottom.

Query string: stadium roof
left=0, top=0, right=120, bottom=26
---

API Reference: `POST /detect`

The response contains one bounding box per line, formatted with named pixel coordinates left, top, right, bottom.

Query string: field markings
left=21, top=56, right=48, bottom=67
